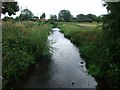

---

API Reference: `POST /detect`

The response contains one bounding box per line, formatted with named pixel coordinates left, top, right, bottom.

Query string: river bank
left=2, top=21, right=53, bottom=87
left=59, top=22, right=117, bottom=88
left=3, top=28, right=97, bottom=88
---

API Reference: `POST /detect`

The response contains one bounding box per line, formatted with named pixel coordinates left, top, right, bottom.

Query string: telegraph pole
left=20, top=7, right=22, bottom=23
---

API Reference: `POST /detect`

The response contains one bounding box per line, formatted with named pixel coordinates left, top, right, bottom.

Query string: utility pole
left=26, top=7, right=28, bottom=21
left=20, top=7, right=22, bottom=23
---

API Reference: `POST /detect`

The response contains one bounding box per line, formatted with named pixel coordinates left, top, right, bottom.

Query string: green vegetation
left=2, top=21, right=52, bottom=82
left=58, top=10, right=73, bottom=22
left=2, top=2, right=19, bottom=16
left=59, top=2, right=120, bottom=88
left=57, top=10, right=102, bottom=22
left=59, top=22, right=101, bottom=60
left=76, top=14, right=102, bottom=22
left=2, top=2, right=101, bottom=23
left=20, top=9, right=34, bottom=21
left=40, top=13, right=46, bottom=19
left=49, top=15, right=57, bottom=24
left=2, top=1, right=120, bottom=88
left=100, top=2, right=120, bottom=88
left=59, top=19, right=120, bottom=88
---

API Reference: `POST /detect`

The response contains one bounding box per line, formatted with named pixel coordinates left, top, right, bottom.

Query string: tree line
left=1, top=2, right=102, bottom=22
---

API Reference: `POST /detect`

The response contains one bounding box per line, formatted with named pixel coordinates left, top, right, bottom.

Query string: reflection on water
left=47, top=28, right=97, bottom=88
left=4, top=28, right=97, bottom=88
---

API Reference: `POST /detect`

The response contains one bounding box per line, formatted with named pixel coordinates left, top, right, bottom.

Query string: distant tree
left=20, top=9, right=34, bottom=20
left=15, top=16, right=20, bottom=21
left=29, top=16, right=39, bottom=21
left=49, top=15, right=58, bottom=27
left=32, top=16, right=39, bottom=21
left=40, top=13, right=46, bottom=19
left=86, top=14, right=97, bottom=21
left=58, top=10, right=73, bottom=22
left=76, top=14, right=100, bottom=22
left=73, top=17, right=77, bottom=22
left=2, top=2, right=19, bottom=16
left=58, top=17, right=65, bottom=22
left=53, top=15, right=57, bottom=21
left=50, top=14, right=57, bottom=23
left=2, top=16, right=14, bottom=21
left=76, top=14, right=88, bottom=22
left=96, top=15, right=102, bottom=22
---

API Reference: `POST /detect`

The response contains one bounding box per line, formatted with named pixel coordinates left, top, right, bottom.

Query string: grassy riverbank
left=2, top=21, right=52, bottom=83
left=59, top=22, right=120, bottom=88
left=59, top=22, right=102, bottom=61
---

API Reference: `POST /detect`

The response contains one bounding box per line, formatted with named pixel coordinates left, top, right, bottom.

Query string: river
left=4, top=28, right=97, bottom=88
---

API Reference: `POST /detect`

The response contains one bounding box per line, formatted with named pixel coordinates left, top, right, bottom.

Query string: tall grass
left=2, top=21, right=52, bottom=82
left=60, top=22, right=120, bottom=88
left=60, top=22, right=101, bottom=46
left=59, top=22, right=102, bottom=72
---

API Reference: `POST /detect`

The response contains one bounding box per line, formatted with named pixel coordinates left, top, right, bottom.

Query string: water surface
left=5, top=28, right=97, bottom=88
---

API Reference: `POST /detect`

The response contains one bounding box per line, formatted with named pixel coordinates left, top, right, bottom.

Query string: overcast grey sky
left=2, top=0, right=108, bottom=19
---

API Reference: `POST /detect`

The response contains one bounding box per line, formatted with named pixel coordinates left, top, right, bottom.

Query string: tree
left=76, top=14, right=88, bottom=22
left=58, top=17, right=65, bottom=22
left=90, top=2, right=120, bottom=88
left=2, top=16, right=14, bottom=21
left=32, top=16, right=39, bottom=21
left=101, top=2, right=120, bottom=88
left=72, top=17, right=77, bottom=22
left=40, top=13, right=46, bottom=19
left=50, top=14, right=57, bottom=23
left=15, top=16, right=20, bottom=21
left=53, top=15, right=57, bottom=21
left=86, top=14, right=97, bottom=21
left=2, top=2, right=19, bottom=16
left=49, top=15, right=58, bottom=27
left=96, top=15, right=102, bottom=22
left=58, top=10, right=73, bottom=22
left=76, top=14, right=101, bottom=22
left=20, top=9, right=34, bottom=20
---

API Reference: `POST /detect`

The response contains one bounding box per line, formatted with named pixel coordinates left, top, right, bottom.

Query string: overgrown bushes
left=2, top=21, right=52, bottom=82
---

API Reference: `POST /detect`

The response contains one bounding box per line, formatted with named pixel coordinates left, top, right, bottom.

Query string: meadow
left=2, top=21, right=53, bottom=83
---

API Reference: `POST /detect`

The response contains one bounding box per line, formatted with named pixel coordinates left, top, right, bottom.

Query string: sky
left=2, top=0, right=108, bottom=19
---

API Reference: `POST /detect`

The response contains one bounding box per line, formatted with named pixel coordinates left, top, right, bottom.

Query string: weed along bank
left=4, top=27, right=97, bottom=88
left=2, top=21, right=53, bottom=87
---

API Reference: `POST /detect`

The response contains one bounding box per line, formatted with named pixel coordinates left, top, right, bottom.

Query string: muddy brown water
left=4, top=28, right=97, bottom=88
